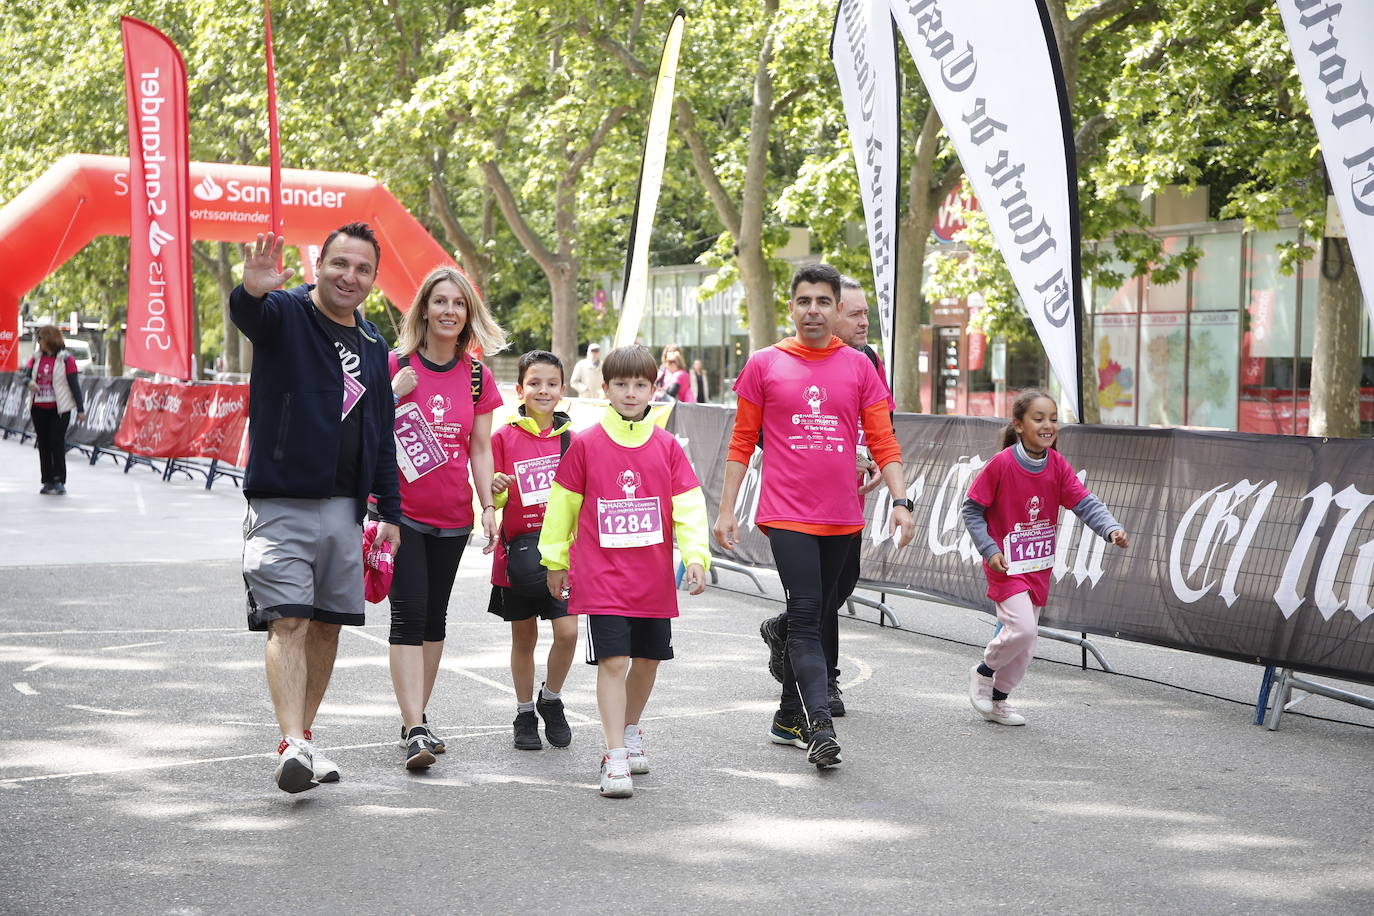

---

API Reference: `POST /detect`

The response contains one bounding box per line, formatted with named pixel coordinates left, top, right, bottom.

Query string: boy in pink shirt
left=539, top=345, right=711, bottom=798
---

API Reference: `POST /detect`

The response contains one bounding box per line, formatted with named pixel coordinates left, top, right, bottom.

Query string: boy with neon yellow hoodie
left=539, top=345, right=711, bottom=798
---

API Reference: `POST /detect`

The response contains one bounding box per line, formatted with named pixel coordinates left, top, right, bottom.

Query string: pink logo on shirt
left=616, top=469, right=641, bottom=498
left=427, top=394, right=451, bottom=424
left=1027, top=495, right=1042, bottom=522
left=804, top=384, right=827, bottom=415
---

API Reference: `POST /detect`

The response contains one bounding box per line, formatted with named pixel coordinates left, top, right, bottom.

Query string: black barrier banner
left=0, top=372, right=32, bottom=434
left=669, top=404, right=1374, bottom=685
left=69, top=377, right=134, bottom=449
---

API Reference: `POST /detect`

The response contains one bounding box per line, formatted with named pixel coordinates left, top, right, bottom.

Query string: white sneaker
left=986, top=699, right=1027, bottom=726
left=274, top=737, right=317, bottom=794
left=303, top=731, right=339, bottom=783
left=969, top=665, right=995, bottom=716
left=599, top=749, right=633, bottom=798
left=624, top=724, right=649, bottom=775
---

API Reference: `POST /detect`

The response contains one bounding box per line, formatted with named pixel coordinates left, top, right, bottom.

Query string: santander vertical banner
left=121, top=17, right=193, bottom=379
left=831, top=0, right=900, bottom=377
left=1277, top=0, right=1374, bottom=330
left=890, top=0, right=1083, bottom=420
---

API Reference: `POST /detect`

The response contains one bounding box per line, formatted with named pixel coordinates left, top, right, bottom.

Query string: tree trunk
left=737, top=0, right=780, bottom=355
left=549, top=264, right=579, bottom=370
left=1077, top=319, right=1101, bottom=422
left=893, top=204, right=933, bottom=413
left=107, top=325, right=124, bottom=377
left=1308, top=236, right=1362, bottom=438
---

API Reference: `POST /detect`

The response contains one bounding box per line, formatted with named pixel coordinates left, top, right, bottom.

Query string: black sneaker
left=759, top=614, right=787, bottom=684
left=398, top=714, right=445, bottom=753
left=536, top=692, right=572, bottom=748
left=513, top=710, right=542, bottom=750
left=807, top=718, right=842, bottom=768
left=404, top=726, right=436, bottom=770
left=39, top=484, right=56, bottom=495
left=828, top=678, right=846, bottom=717
left=768, top=709, right=810, bottom=748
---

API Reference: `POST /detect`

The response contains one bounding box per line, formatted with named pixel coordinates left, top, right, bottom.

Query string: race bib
left=514, top=453, right=560, bottom=506
left=394, top=401, right=449, bottom=482
left=597, top=496, right=664, bottom=548
left=341, top=373, right=365, bottom=420
left=1002, top=520, right=1056, bottom=575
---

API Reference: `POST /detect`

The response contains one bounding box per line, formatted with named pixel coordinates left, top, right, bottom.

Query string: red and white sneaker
left=302, top=730, right=339, bottom=782
left=599, top=749, right=633, bottom=798
left=986, top=700, right=1027, bottom=726
left=624, top=724, right=649, bottom=775
left=274, top=737, right=316, bottom=794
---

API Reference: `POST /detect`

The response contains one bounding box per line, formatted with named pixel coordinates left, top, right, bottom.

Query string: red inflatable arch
left=0, top=154, right=455, bottom=371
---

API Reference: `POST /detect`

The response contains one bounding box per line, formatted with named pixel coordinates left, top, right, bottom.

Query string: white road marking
left=12, top=682, right=37, bottom=695
left=0, top=627, right=239, bottom=638
left=340, top=626, right=598, bottom=724
left=0, top=702, right=767, bottom=786
left=23, top=659, right=58, bottom=673
left=99, top=641, right=166, bottom=652
left=65, top=704, right=141, bottom=717
left=133, top=481, right=147, bottom=516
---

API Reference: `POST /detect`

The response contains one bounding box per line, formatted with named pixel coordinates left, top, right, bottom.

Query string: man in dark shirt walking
left=230, top=223, right=402, bottom=793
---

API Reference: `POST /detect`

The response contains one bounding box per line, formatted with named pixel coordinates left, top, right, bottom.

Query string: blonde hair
left=36, top=325, right=65, bottom=355
left=397, top=267, right=507, bottom=358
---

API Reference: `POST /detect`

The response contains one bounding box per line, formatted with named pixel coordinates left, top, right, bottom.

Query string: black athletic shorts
left=583, top=614, right=673, bottom=664
left=487, top=585, right=569, bottom=622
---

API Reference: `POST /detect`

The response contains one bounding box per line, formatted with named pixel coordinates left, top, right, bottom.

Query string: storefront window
left=1093, top=253, right=1139, bottom=314
left=1186, top=311, right=1238, bottom=429
left=1144, top=236, right=1188, bottom=312
left=1240, top=230, right=1299, bottom=434
left=1192, top=233, right=1242, bottom=311
left=1139, top=313, right=1186, bottom=425
left=1093, top=313, right=1137, bottom=424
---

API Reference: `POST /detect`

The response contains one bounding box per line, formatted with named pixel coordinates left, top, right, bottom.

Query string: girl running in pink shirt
left=962, top=391, right=1128, bottom=726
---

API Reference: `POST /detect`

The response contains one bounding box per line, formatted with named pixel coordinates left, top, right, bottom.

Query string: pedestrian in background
left=570, top=342, right=603, bottom=398
left=21, top=324, right=85, bottom=495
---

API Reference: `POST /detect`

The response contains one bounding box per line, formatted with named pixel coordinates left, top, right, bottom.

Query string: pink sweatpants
left=983, top=591, right=1040, bottom=695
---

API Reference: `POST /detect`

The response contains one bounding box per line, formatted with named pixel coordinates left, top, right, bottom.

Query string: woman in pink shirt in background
left=21, top=325, right=86, bottom=495
left=962, top=390, right=1129, bottom=726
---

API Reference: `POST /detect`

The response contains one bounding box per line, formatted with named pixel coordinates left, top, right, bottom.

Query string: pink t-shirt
left=966, top=447, right=1089, bottom=606
left=668, top=368, right=694, bottom=403
left=554, top=423, right=700, bottom=618
left=490, top=421, right=569, bottom=588
left=389, top=351, right=503, bottom=529
left=28, top=353, right=77, bottom=406
left=733, top=344, right=889, bottom=527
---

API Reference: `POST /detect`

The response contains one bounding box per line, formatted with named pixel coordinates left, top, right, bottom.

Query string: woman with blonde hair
left=385, top=266, right=508, bottom=768
left=21, top=324, right=86, bottom=495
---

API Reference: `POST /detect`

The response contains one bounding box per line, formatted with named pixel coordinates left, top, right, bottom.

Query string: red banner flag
left=264, top=1, right=283, bottom=245
left=121, top=17, right=193, bottom=379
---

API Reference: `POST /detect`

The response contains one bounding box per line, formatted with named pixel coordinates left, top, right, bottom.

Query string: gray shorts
left=243, top=497, right=364, bottom=631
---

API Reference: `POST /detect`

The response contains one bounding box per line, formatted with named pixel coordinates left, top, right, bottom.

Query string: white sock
left=540, top=684, right=561, bottom=702
left=517, top=700, right=536, bottom=714
left=623, top=724, right=642, bottom=749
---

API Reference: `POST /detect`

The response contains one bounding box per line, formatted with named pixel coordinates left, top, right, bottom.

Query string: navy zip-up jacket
left=229, top=283, right=401, bottom=524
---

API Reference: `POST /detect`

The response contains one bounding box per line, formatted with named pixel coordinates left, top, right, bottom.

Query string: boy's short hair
left=601, top=345, right=658, bottom=385
left=517, top=349, right=564, bottom=385
left=790, top=263, right=842, bottom=300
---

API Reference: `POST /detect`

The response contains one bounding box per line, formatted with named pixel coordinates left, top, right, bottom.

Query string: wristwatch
left=891, top=498, right=915, bottom=512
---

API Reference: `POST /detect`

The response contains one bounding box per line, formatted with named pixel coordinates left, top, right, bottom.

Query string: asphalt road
left=2, top=437, right=1372, bottom=915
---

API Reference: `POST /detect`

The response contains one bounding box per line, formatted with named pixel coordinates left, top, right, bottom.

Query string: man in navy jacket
left=231, top=223, right=401, bottom=793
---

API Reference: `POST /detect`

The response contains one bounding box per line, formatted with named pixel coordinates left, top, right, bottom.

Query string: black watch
left=891, top=498, right=915, bottom=512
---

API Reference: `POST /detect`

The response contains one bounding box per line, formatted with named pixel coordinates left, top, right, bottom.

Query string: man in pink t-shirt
left=715, top=264, right=915, bottom=770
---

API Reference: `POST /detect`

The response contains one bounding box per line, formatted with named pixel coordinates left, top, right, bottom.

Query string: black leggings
left=31, top=406, right=70, bottom=485
left=770, top=532, right=861, bottom=680
left=768, top=528, right=854, bottom=723
left=388, top=524, right=469, bottom=646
